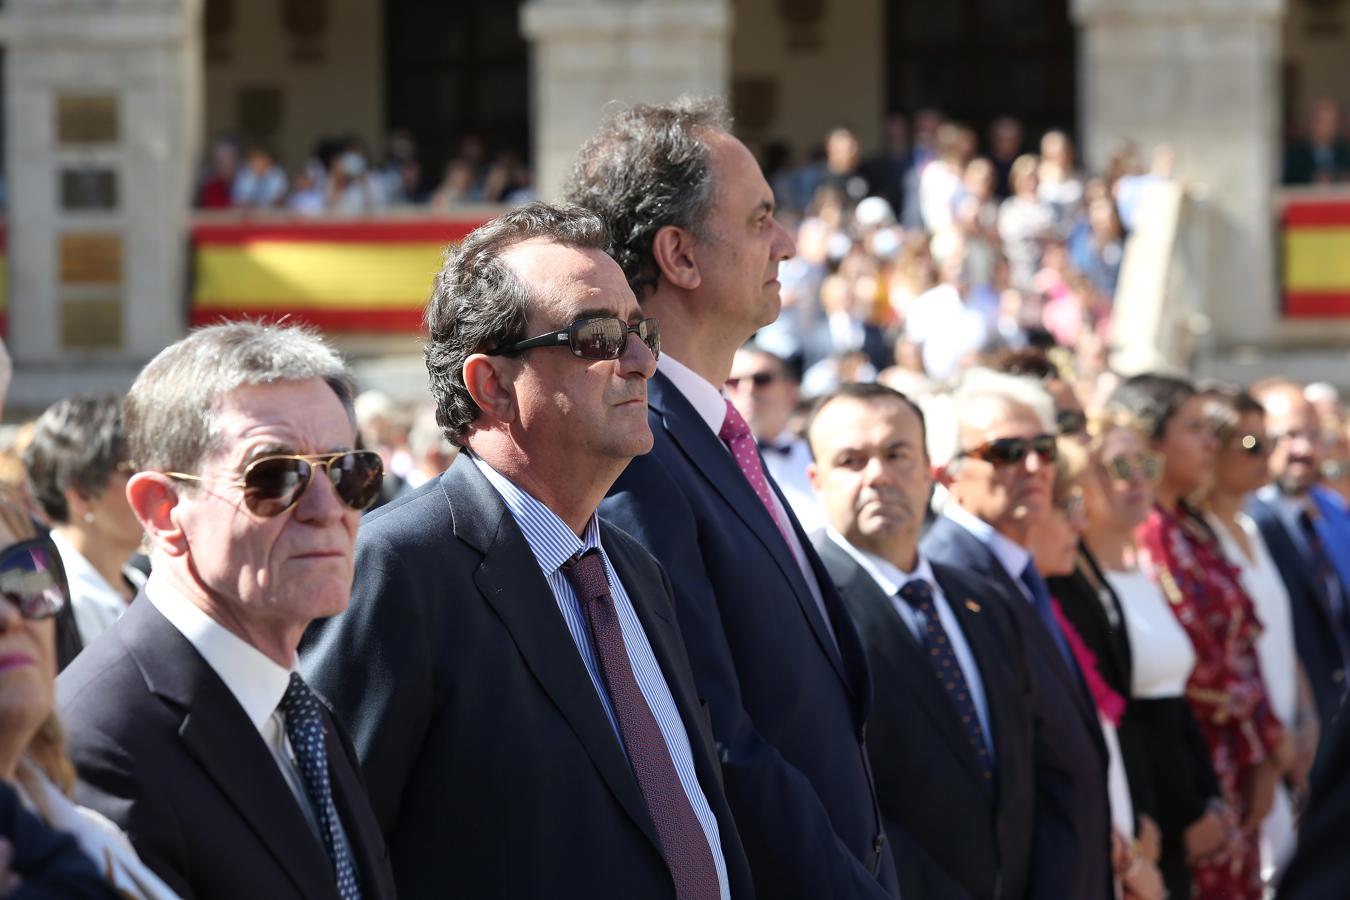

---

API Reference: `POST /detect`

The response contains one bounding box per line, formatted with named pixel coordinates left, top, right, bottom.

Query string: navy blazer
left=1247, top=496, right=1348, bottom=728
left=816, top=535, right=1037, bottom=900
left=302, top=458, right=754, bottom=900
left=921, top=515, right=1114, bottom=900
left=57, top=596, right=397, bottom=900
left=600, top=369, right=897, bottom=900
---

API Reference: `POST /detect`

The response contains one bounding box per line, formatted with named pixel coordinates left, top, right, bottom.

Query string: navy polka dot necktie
left=897, top=579, right=993, bottom=783
left=281, top=672, right=363, bottom=900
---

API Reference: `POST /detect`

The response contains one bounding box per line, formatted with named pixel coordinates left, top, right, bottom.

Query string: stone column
left=521, top=0, right=733, bottom=203
left=0, top=0, right=201, bottom=410
left=1072, top=0, right=1285, bottom=362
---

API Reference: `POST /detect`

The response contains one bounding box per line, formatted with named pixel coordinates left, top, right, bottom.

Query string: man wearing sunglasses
left=56, top=323, right=396, bottom=900
left=302, top=203, right=752, bottom=900
left=921, top=369, right=1114, bottom=900
left=567, top=98, right=898, bottom=899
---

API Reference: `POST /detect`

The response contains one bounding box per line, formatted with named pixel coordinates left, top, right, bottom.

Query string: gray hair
left=563, top=95, right=730, bottom=298
left=124, top=321, right=354, bottom=474
left=423, top=201, right=610, bottom=446
left=937, top=367, right=1056, bottom=471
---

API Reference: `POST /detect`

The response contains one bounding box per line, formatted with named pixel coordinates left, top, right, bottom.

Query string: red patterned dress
left=1137, top=502, right=1284, bottom=900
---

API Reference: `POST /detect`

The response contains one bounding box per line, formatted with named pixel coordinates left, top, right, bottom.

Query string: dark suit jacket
left=0, top=779, right=119, bottom=899
left=921, top=515, right=1113, bottom=900
left=600, top=370, right=897, bottom=900
left=56, top=596, right=396, bottom=900
left=816, top=536, right=1036, bottom=900
left=1277, top=699, right=1350, bottom=899
left=1248, top=496, right=1348, bottom=728
left=301, top=459, right=754, bottom=900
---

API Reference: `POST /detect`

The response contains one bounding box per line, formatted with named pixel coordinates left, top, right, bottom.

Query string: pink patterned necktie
left=719, top=399, right=794, bottom=547
left=561, top=549, right=722, bottom=900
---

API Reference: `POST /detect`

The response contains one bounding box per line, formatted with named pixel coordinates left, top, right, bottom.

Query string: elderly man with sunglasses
left=56, top=322, right=396, bottom=900
left=921, top=367, right=1115, bottom=900
left=301, top=202, right=752, bottom=900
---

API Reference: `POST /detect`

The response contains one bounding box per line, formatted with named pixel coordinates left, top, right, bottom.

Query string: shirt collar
left=658, top=354, right=728, bottom=436
left=825, top=526, right=934, bottom=597
left=943, top=501, right=1032, bottom=581
left=470, top=454, right=601, bottom=575
left=48, top=529, right=125, bottom=610
left=143, top=576, right=293, bottom=733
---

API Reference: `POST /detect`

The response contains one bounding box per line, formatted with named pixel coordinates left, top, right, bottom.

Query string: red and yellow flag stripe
left=190, top=218, right=490, bottom=331
left=1283, top=198, right=1350, bottom=318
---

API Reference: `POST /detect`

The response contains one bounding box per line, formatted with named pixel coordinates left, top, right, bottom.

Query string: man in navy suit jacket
left=919, top=369, right=1113, bottom=900
left=567, top=98, right=898, bottom=898
left=303, top=203, right=752, bottom=899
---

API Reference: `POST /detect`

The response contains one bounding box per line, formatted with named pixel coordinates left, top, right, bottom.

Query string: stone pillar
left=0, top=0, right=201, bottom=410
left=521, top=0, right=733, bottom=203
left=1072, top=0, right=1285, bottom=359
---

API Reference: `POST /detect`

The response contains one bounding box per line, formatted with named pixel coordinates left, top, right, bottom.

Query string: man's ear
left=934, top=460, right=955, bottom=488
left=651, top=224, right=701, bottom=292
left=463, top=353, right=519, bottom=428
left=807, top=461, right=821, bottom=493
left=126, top=472, right=186, bottom=557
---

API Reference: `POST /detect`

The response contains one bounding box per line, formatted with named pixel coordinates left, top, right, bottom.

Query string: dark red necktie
left=561, top=549, right=721, bottom=900
left=719, top=399, right=793, bottom=547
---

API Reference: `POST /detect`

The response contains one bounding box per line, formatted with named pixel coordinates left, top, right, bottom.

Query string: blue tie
left=898, top=579, right=994, bottom=784
left=1019, top=562, right=1077, bottom=672
left=281, top=673, right=363, bottom=900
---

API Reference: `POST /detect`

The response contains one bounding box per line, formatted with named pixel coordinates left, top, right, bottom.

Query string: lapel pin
left=965, top=599, right=981, bottom=613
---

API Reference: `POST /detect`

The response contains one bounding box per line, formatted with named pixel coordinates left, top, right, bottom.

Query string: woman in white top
left=0, top=489, right=178, bottom=900
left=23, top=395, right=146, bottom=654
left=1081, top=411, right=1226, bottom=900
left=1198, top=387, right=1319, bottom=879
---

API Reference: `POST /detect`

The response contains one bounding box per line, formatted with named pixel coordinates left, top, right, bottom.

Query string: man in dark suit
left=1277, top=697, right=1350, bottom=899
left=807, top=382, right=1037, bottom=900
left=1249, top=380, right=1350, bottom=728
left=302, top=203, right=751, bottom=900
left=920, top=369, right=1113, bottom=900
left=57, top=322, right=397, bottom=900
left=566, top=97, right=897, bottom=899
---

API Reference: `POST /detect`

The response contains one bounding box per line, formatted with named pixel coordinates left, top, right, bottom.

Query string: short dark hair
left=806, top=382, right=928, bottom=457
left=1199, top=384, right=1265, bottom=443
left=24, top=395, right=128, bottom=524
left=563, top=96, right=730, bottom=299
left=987, top=347, right=1057, bottom=382
left=1106, top=372, right=1197, bottom=441
left=423, top=201, right=610, bottom=446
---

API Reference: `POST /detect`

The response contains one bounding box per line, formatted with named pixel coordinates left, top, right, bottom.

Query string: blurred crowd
left=194, top=129, right=535, bottom=215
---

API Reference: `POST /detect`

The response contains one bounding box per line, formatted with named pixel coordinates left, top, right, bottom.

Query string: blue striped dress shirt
left=471, top=455, right=730, bottom=899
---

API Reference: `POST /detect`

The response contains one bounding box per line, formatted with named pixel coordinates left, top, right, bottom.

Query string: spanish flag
left=1283, top=197, right=1350, bottom=318
left=191, top=219, right=487, bottom=331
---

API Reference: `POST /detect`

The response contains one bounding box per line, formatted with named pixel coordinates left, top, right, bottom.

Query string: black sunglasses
left=0, top=536, right=70, bottom=621
left=1056, top=408, right=1087, bottom=437
left=957, top=434, right=1058, bottom=466
left=1103, top=453, right=1160, bottom=483
left=492, top=316, right=660, bottom=361
left=168, top=450, right=385, bottom=518
left=726, top=372, right=779, bottom=390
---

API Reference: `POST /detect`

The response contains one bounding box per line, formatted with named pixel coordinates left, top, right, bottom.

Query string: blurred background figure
left=1282, top=97, right=1349, bottom=185
left=231, top=143, right=288, bottom=209
left=395, top=405, right=457, bottom=499
left=23, top=395, right=145, bottom=655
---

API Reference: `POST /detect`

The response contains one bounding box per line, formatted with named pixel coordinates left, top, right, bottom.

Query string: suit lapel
left=125, top=600, right=336, bottom=900
left=821, top=541, right=991, bottom=791
left=648, top=372, right=849, bottom=684
left=444, top=463, right=663, bottom=858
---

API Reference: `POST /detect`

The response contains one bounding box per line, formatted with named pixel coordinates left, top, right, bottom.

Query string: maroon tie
left=560, top=549, right=721, bottom=900
left=719, top=399, right=793, bottom=546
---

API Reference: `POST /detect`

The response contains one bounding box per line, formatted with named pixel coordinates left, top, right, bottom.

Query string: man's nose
left=619, top=330, right=658, bottom=379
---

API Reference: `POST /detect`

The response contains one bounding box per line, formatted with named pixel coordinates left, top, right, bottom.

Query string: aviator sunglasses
left=0, top=536, right=70, bottom=621
left=492, top=316, right=660, bottom=361
left=167, top=450, right=385, bottom=518
left=957, top=434, right=1058, bottom=466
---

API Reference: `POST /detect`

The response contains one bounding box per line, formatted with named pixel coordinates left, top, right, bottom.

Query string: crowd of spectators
left=194, top=129, right=535, bottom=215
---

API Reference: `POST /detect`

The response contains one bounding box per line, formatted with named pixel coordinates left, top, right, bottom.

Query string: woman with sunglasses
left=1027, top=437, right=1164, bottom=900
left=0, top=487, right=178, bottom=899
left=1119, top=374, right=1288, bottom=900
left=1198, top=387, right=1318, bottom=879
left=1078, top=409, right=1225, bottom=900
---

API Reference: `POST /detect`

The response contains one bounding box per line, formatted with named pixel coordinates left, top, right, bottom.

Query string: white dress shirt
left=49, top=529, right=143, bottom=647
left=824, top=528, right=993, bottom=758
left=659, top=354, right=838, bottom=648
left=145, top=578, right=354, bottom=856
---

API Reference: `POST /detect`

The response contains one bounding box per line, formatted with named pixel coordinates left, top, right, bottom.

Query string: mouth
left=289, top=550, right=346, bottom=561
left=0, top=652, right=35, bottom=672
